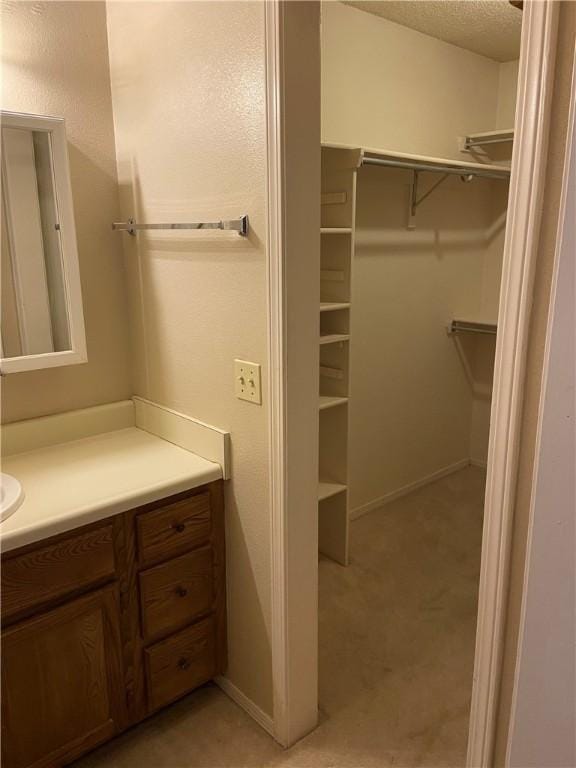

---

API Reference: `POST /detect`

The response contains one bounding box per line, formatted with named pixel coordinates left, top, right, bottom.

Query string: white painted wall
left=507, top=55, right=576, bottom=768
left=469, top=180, right=509, bottom=467
left=497, top=60, right=520, bottom=129
left=321, top=2, right=517, bottom=160
left=106, top=1, right=273, bottom=716
left=274, top=2, right=322, bottom=741
left=350, top=169, right=505, bottom=512
left=0, top=1, right=132, bottom=421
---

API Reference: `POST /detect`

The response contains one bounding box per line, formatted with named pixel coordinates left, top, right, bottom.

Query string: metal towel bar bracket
left=112, top=214, right=249, bottom=237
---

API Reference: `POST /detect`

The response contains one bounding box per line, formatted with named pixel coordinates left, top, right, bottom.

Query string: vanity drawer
left=144, top=616, right=216, bottom=712
left=1, top=524, right=116, bottom=622
left=136, top=492, right=212, bottom=566
left=139, top=547, right=214, bottom=642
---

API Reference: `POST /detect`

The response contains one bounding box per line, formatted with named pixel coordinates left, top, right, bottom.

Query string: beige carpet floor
left=76, top=466, right=485, bottom=768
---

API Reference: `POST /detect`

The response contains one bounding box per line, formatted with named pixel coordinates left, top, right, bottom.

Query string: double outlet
left=234, top=359, right=262, bottom=405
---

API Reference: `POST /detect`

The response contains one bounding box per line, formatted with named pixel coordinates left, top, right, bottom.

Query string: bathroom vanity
left=0, top=103, right=232, bottom=767
left=1, top=479, right=225, bottom=768
left=0, top=399, right=230, bottom=768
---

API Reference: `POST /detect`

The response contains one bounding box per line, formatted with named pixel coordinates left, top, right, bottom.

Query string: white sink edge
left=0, top=473, right=25, bottom=522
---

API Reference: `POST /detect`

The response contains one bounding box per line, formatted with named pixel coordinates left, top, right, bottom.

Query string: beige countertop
left=1, top=427, right=222, bottom=552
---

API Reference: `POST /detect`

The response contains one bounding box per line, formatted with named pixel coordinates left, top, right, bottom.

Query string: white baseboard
left=215, top=676, right=276, bottom=740
left=350, top=458, right=471, bottom=521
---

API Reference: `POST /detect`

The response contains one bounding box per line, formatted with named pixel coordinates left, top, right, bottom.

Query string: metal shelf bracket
left=407, top=171, right=473, bottom=229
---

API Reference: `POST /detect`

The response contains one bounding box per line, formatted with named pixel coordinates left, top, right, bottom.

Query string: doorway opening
left=315, top=2, right=521, bottom=764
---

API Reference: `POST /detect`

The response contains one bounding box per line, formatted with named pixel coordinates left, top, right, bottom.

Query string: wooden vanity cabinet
left=1, top=480, right=226, bottom=768
left=2, top=586, right=124, bottom=768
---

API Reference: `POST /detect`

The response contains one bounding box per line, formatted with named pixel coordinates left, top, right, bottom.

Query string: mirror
left=1, top=111, right=86, bottom=373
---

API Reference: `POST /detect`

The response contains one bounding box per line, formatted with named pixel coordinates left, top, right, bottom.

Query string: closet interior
left=317, top=1, right=521, bottom=761
left=318, top=0, right=518, bottom=563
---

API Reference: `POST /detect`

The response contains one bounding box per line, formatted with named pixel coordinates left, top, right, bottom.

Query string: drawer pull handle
left=173, top=522, right=186, bottom=533
left=178, top=657, right=191, bottom=671
left=175, top=586, right=188, bottom=598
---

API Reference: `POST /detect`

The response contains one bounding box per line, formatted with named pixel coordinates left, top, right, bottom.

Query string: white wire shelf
left=321, top=141, right=511, bottom=178
left=463, top=129, right=514, bottom=151
left=448, top=319, right=497, bottom=336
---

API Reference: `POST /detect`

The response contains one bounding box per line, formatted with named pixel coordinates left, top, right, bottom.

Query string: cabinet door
left=1, top=585, right=125, bottom=768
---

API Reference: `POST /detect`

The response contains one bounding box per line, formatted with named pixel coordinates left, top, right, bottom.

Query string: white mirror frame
left=0, top=111, right=87, bottom=374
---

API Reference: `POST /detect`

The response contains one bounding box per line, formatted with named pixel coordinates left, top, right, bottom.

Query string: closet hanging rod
left=463, top=129, right=514, bottom=150
left=112, top=214, right=249, bottom=237
left=449, top=320, right=497, bottom=336
left=361, top=156, right=510, bottom=180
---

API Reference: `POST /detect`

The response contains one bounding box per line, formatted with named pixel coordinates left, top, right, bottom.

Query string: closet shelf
left=320, top=302, right=351, bottom=313
left=463, top=129, right=514, bottom=151
left=319, top=395, right=349, bottom=411
left=320, top=227, right=352, bottom=234
left=320, top=365, right=344, bottom=380
left=449, top=319, right=497, bottom=336
left=318, top=480, right=347, bottom=502
left=320, top=333, right=350, bottom=345
left=322, top=142, right=511, bottom=179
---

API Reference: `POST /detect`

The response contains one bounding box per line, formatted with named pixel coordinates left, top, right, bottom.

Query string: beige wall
left=469, top=180, right=509, bottom=467
left=0, top=1, right=132, bottom=423
left=327, top=1, right=515, bottom=510
left=349, top=169, right=506, bottom=512
left=496, top=60, right=520, bottom=129
left=494, top=4, right=576, bottom=763
left=321, top=1, right=516, bottom=160
left=106, top=1, right=273, bottom=715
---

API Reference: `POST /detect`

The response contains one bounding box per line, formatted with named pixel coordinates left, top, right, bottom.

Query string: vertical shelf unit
left=318, top=146, right=360, bottom=565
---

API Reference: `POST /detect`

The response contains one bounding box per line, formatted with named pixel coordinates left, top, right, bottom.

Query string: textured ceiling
left=341, top=1, right=522, bottom=62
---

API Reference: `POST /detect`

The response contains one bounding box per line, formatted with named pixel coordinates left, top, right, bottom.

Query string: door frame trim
left=265, top=0, right=290, bottom=746
left=504, top=43, right=576, bottom=766
left=467, top=2, right=559, bottom=765
left=264, top=0, right=560, bottom=758
left=265, top=0, right=320, bottom=748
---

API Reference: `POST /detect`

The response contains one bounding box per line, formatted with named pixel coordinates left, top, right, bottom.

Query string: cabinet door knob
left=173, top=522, right=185, bottom=533
left=175, top=586, right=188, bottom=598
left=178, top=657, right=191, bottom=671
